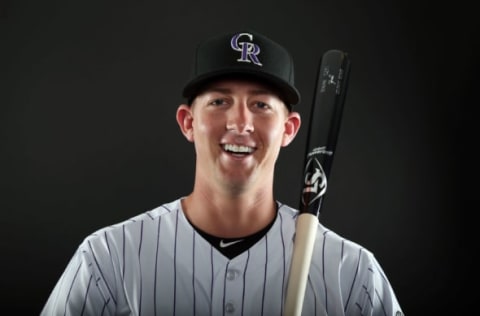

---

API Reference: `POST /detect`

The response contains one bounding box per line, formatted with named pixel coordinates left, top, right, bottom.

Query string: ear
left=176, top=104, right=194, bottom=142
left=282, top=111, right=301, bottom=147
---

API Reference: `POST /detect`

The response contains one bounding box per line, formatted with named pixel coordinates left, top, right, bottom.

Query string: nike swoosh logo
left=219, top=239, right=244, bottom=248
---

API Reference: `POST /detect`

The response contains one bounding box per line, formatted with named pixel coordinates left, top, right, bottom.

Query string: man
left=41, top=30, right=403, bottom=315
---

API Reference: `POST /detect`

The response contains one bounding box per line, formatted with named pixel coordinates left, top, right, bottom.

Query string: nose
left=226, top=103, right=254, bottom=134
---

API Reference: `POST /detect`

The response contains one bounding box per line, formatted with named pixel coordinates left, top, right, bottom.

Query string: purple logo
left=230, top=33, right=263, bottom=66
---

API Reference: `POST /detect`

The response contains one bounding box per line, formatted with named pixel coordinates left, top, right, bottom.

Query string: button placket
left=223, top=267, right=242, bottom=314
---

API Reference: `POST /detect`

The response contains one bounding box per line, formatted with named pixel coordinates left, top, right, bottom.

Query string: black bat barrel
left=300, top=50, right=351, bottom=216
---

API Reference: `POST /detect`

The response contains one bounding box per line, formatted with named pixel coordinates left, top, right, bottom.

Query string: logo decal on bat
left=320, top=66, right=344, bottom=95
left=302, top=147, right=331, bottom=206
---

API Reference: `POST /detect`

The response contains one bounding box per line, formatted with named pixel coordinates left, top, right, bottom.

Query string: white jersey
left=41, top=199, right=403, bottom=316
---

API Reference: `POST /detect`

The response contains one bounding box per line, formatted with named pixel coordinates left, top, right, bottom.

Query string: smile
left=222, top=144, right=255, bottom=154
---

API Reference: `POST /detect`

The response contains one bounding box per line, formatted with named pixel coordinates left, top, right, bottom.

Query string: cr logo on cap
left=230, top=33, right=263, bottom=66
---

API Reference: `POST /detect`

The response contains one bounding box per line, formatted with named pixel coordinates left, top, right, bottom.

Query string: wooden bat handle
left=284, top=213, right=319, bottom=316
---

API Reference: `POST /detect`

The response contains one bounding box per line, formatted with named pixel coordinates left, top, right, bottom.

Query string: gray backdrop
left=1, top=0, right=476, bottom=314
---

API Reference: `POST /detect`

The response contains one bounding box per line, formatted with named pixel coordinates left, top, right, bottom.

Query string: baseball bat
left=284, top=49, right=351, bottom=316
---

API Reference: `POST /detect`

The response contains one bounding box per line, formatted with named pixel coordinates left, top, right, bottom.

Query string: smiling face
left=177, top=78, right=301, bottom=194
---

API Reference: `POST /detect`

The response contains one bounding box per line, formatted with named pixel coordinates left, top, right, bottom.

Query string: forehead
left=198, top=77, right=284, bottom=100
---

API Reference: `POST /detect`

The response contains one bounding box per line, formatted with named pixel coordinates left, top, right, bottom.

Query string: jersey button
left=226, top=269, right=239, bottom=280
left=225, top=302, right=235, bottom=313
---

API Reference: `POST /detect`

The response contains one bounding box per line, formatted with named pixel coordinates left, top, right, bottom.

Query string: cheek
left=193, top=112, right=223, bottom=140
left=260, top=121, right=285, bottom=145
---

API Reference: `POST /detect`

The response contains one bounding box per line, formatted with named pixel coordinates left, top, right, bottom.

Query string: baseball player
left=41, top=30, right=403, bottom=316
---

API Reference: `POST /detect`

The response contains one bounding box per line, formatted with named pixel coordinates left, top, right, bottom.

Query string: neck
left=181, top=185, right=277, bottom=238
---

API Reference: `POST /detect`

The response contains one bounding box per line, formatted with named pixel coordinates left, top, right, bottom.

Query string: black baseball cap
left=182, top=30, right=301, bottom=108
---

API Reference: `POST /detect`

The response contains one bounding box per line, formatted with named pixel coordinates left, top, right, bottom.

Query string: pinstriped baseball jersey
left=41, top=199, right=403, bottom=316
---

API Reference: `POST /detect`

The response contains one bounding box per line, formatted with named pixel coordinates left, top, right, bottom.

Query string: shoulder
left=80, top=199, right=183, bottom=248
left=317, top=222, right=379, bottom=267
left=314, top=223, right=392, bottom=296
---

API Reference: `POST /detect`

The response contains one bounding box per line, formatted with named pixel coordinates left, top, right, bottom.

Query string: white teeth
left=223, top=144, right=254, bottom=154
